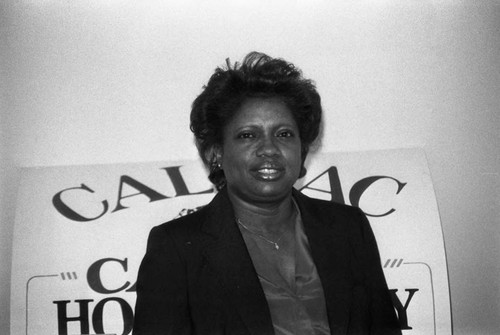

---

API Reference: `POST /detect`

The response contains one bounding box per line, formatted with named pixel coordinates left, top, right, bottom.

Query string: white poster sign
left=11, top=149, right=451, bottom=335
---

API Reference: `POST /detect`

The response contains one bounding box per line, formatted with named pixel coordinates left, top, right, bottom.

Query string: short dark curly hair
left=190, top=51, right=323, bottom=189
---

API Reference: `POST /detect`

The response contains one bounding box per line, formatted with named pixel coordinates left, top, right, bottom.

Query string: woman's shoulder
left=142, top=205, right=210, bottom=255
left=147, top=190, right=234, bottom=245
left=151, top=204, right=209, bottom=237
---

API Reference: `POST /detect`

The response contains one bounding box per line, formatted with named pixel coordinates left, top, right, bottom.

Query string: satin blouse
left=238, top=205, right=331, bottom=335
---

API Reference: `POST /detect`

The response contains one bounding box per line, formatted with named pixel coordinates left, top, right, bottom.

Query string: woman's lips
left=253, top=165, right=284, bottom=180
left=258, top=168, right=279, bottom=174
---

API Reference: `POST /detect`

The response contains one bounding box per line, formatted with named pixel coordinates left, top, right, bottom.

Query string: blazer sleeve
left=354, top=208, right=402, bottom=335
left=133, top=226, right=192, bottom=335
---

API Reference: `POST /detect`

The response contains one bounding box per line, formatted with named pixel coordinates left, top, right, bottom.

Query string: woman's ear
left=205, top=146, right=223, bottom=167
left=214, top=146, right=223, bottom=166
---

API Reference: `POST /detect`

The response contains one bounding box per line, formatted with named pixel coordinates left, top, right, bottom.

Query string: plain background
left=1, top=1, right=498, bottom=334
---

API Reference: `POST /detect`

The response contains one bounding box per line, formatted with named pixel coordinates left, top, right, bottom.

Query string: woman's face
left=219, top=97, right=302, bottom=204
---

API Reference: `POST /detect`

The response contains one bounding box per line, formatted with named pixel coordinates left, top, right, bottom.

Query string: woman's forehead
left=228, top=97, right=297, bottom=127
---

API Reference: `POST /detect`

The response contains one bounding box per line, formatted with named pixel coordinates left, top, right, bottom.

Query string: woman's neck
left=228, top=191, right=296, bottom=236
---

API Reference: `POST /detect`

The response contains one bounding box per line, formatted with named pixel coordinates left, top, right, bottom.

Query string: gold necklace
left=236, top=218, right=286, bottom=250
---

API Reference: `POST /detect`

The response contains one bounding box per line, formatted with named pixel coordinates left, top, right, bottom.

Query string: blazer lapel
left=293, top=189, right=352, bottom=335
left=199, top=189, right=275, bottom=335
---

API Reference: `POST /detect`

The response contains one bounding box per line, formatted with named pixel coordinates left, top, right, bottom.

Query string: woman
left=133, top=52, right=401, bottom=335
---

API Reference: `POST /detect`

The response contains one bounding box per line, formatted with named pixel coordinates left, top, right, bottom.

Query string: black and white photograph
left=1, top=1, right=498, bottom=335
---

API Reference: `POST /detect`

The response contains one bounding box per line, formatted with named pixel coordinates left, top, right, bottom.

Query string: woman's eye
left=277, top=130, right=294, bottom=138
left=237, top=132, right=255, bottom=139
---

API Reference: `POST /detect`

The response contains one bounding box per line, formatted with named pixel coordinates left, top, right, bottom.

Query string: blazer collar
left=199, top=188, right=352, bottom=335
left=199, top=188, right=275, bottom=335
left=293, top=189, right=352, bottom=335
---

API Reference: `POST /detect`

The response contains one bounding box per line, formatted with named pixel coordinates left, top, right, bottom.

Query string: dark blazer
left=133, top=188, right=401, bottom=335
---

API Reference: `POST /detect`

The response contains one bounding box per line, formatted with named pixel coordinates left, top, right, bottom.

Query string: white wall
left=1, top=1, right=498, bottom=334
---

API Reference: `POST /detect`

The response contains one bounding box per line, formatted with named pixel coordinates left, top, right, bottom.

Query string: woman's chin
left=249, top=184, right=294, bottom=201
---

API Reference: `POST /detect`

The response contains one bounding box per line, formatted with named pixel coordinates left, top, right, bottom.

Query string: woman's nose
left=256, top=136, right=280, bottom=157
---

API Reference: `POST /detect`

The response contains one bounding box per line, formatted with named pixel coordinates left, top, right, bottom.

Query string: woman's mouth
left=255, top=166, right=284, bottom=180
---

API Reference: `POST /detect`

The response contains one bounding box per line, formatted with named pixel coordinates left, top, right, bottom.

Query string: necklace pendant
left=274, top=243, right=279, bottom=250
